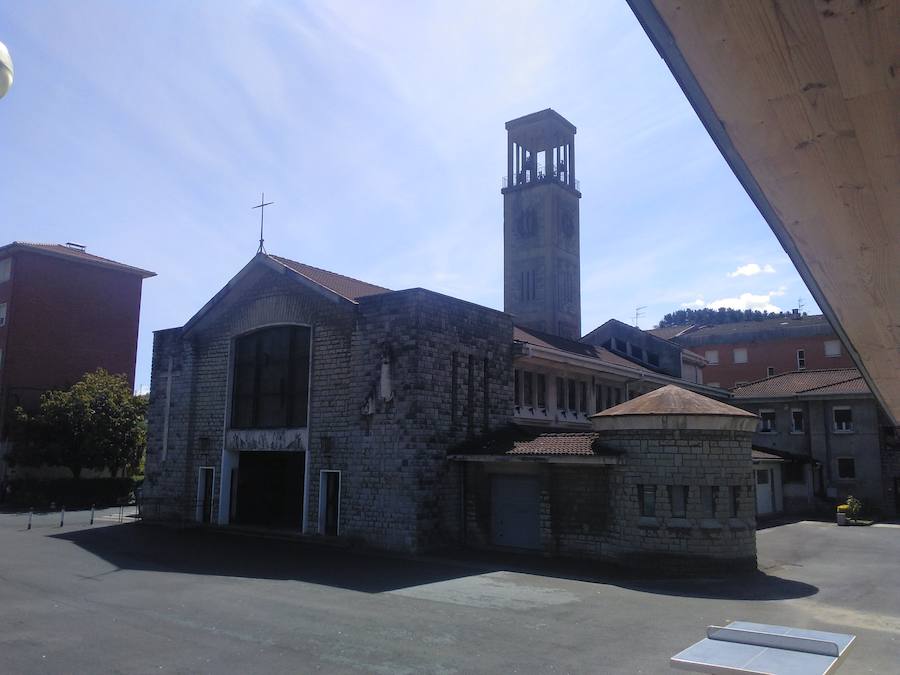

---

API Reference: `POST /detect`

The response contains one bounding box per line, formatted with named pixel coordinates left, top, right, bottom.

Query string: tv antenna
left=253, top=192, right=274, bottom=254
left=634, top=306, right=647, bottom=328
left=798, top=298, right=805, bottom=314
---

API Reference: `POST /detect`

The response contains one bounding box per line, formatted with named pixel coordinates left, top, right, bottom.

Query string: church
left=144, top=110, right=758, bottom=570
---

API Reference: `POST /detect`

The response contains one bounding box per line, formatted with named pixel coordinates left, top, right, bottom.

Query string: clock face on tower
left=514, top=207, right=539, bottom=238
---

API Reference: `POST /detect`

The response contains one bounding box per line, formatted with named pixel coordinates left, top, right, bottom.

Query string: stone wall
left=601, top=428, right=757, bottom=572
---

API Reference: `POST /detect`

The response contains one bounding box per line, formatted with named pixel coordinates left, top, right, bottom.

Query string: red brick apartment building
left=650, top=314, right=855, bottom=390
left=0, top=242, right=155, bottom=468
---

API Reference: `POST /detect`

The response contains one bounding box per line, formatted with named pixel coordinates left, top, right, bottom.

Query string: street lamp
left=0, top=40, right=13, bottom=100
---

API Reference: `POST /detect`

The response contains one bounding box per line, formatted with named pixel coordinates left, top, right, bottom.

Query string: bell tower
left=502, top=109, right=581, bottom=339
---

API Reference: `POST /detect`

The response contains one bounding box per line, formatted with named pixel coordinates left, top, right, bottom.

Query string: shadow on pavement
left=51, top=522, right=818, bottom=600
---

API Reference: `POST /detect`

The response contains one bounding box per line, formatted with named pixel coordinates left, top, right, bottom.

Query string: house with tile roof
left=0, top=242, right=155, bottom=479
left=731, top=369, right=898, bottom=516
left=650, top=313, right=856, bottom=389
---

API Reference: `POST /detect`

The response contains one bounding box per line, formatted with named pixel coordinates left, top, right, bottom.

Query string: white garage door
left=491, top=475, right=541, bottom=550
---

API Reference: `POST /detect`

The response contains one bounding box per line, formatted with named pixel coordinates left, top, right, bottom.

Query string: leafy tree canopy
left=11, top=369, right=147, bottom=479
left=656, top=307, right=805, bottom=328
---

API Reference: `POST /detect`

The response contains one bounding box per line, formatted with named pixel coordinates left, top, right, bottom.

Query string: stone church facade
left=144, top=109, right=759, bottom=570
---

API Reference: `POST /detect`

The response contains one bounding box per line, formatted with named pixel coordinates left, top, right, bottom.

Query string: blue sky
left=0, top=1, right=817, bottom=392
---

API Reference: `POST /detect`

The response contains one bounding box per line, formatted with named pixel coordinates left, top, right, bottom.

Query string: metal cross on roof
left=253, top=192, right=274, bottom=255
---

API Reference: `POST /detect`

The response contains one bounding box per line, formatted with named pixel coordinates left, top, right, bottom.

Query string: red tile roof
left=269, top=254, right=391, bottom=302
left=448, top=425, right=622, bottom=458
left=731, top=369, right=869, bottom=398
left=1, top=242, right=155, bottom=277
left=505, top=432, right=600, bottom=456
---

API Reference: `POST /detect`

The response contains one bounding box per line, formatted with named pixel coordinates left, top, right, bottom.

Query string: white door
left=491, top=475, right=541, bottom=549
left=755, top=468, right=773, bottom=515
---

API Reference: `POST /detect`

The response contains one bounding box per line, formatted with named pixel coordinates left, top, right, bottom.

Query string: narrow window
left=791, top=409, right=804, bottom=433
left=759, top=410, right=776, bottom=433
left=536, top=374, right=546, bottom=408
left=568, top=379, right=577, bottom=412
left=730, top=486, right=741, bottom=518
left=0, top=258, right=10, bottom=283
left=837, top=458, right=856, bottom=479
left=595, top=384, right=603, bottom=413
left=669, top=485, right=688, bottom=519
left=0, top=302, right=7, bottom=327
left=824, top=340, right=841, bottom=358
left=605, top=387, right=613, bottom=409
left=467, top=354, right=475, bottom=435
left=514, top=369, right=521, bottom=407
left=319, top=470, right=341, bottom=536
left=579, top=382, right=588, bottom=414
left=648, top=352, right=660, bottom=367
left=766, top=367, right=775, bottom=377
left=556, top=377, right=566, bottom=409
left=639, top=485, right=656, bottom=517
left=833, top=407, right=853, bottom=432
left=482, top=357, right=490, bottom=432
left=705, top=350, right=719, bottom=365
left=523, top=371, right=534, bottom=406
left=797, top=349, right=806, bottom=370
left=614, top=388, right=622, bottom=406
left=451, top=352, right=459, bottom=427
left=733, top=348, right=748, bottom=364
left=701, top=486, right=718, bottom=517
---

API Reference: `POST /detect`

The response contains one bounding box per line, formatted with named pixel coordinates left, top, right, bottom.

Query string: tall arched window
left=231, top=325, right=311, bottom=429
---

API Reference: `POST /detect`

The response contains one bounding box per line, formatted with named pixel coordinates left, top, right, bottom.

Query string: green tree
left=11, top=369, right=147, bottom=479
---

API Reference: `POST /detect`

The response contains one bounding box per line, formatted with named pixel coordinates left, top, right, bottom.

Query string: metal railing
left=501, top=172, right=580, bottom=191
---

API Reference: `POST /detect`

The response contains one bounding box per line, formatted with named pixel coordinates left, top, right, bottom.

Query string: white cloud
left=681, top=298, right=706, bottom=308
left=727, top=263, right=776, bottom=278
left=706, top=291, right=783, bottom=312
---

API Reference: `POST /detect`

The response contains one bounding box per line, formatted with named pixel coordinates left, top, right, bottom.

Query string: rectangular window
left=757, top=469, right=769, bottom=485
left=536, top=374, right=546, bottom=408
left=733, top=348, right=748, bottom=364
left=784, top=462, right=805, bottom=483
left=319, top=470, right=341, bottom=536
left=514, top=369, right=521, bottom=406
left=613, top=338, right=626, bottom=352
left=629, top=344, right=644, bottom=361
left=0, top=302, right=7, bottom=327
left=579, top=381, right=588, bottom=414
left=0, top=258, right=10, bottom=283
left=605, top=386, right=613, bottom=410
left=705, top=350, right=719, bottom=365
left=824, top=340, right=842, bottom=358
left=231, top=325, right=311, bottom=429
left=797, top=349, right=806, bottom=370
left=730, top=486, right=741, bottom=518
left=701, top=486, right=718, bottom=517
left=791, top=409, right=805, bottom=433
left=647, top=352, right=660, bottom=367
left=767, top=367, right=775, bottom=377
left=568, top=379, right=577, bottom=412
left=523, top=371, right=534, bottom=406
left=639, top=485, right=656, bottom=517
left=614, top=388, right=622, bottom=406
left=837, top=458, right=856, bottom=480
left=833, top=407, right=853, bottom=432
left=759, top=409, right=776, bottom=433
left=595, top=384, right=603, bottom=413
left=669, top=485, right=688, bottom=519
left=556, top=377, right=565, bottom=409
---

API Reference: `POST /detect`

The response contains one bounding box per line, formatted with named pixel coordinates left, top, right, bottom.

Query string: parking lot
left=1, top=511, right=898, bottom=673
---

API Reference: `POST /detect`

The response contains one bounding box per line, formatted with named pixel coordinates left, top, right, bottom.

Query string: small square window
left=833, top=407, right=853, bottom=432
left=759, top=410, right=776, bottom=433
left=701, top=485, right=718, bottom=517
left=733, top=348, right=748, bottom=364
left=797, top=349, right=806, bottom=370
left=824, top=340, right=842, bottom=358
left=837, top=458, right=856, bottom=479
left=791, top=410, right=805, bottom=433
left=669, top=485, right=688, bottom=519
left=766, top=367, right=775, bottom=377
left=730, top=486, right=741, bottom=517
left=705, top=350, right=719, bottom=365
left=639, top=485, right=656, bottom=517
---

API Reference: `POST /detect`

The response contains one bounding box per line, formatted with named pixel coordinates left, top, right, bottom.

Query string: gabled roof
left=0, top=241, right=155, bottom=278
left=594, top=384, right=756, bottom=418
left=731, top=369, right=870, bottom=399
left=514, top=325, right=642, bottom=370
left=182, top=253, right=391, bottom=335
left=647, top=324, right=695, bottom=339
left=669, top=315, right=836, bottom=343
left=269, top=255, right=391, bottom=302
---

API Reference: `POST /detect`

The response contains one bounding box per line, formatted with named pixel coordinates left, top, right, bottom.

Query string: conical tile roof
left=593, top=385, right=756, bottom=418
